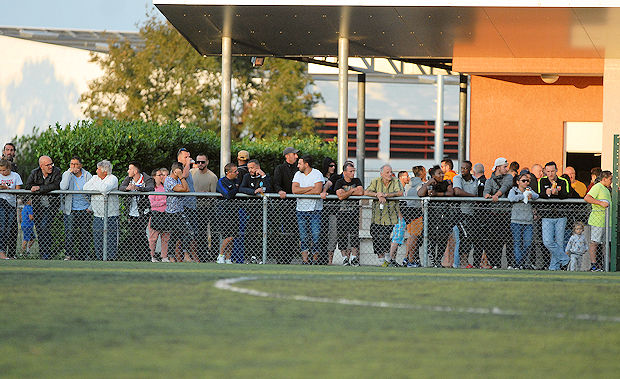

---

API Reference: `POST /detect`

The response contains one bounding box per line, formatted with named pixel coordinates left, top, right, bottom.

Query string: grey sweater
left=483, top=172, right=513, bottom=198
left=507, top=187, right=539, bottom=224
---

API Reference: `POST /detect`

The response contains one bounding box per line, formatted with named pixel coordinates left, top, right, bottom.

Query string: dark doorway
left=566, top=153, right=601, bottom=185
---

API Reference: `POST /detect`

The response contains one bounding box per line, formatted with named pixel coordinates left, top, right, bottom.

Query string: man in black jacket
left=535, top=161, right=570, bottom=270
left=119, top=161, right=155, bottom=261
left=239, top=159, right=272, bottom=263
left=271, top=147, right=299, bottom=264
left=24, top=155, right=61, bottom=259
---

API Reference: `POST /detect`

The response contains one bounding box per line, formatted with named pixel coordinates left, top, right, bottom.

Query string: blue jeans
left=511, top=223, right=533, bottom=266
left=296, top=210, right=322, bottom=254
left=0, top=199, right=15, bottom=254
left=93, top=216, right=118, bottom=260
left=542, top=217, right=568, bottom=270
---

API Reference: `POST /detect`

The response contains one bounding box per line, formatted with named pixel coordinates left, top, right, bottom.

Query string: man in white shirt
left=292, top=155, right=324, bottom=264
left=83, top=160, right=119, bottom=261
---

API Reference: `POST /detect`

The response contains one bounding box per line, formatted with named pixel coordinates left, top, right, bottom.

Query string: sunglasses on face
left=520, top=179, right=530, bottom=183
left=195, top=160, right=206, bottom=164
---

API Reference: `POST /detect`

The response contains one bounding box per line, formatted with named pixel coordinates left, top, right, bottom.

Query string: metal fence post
left=262, top=194, right=268, bottom=264
left=103, top=194, right=108, bottom=261
left=422, top=198, right=429, bottom=267
left=606, top=207, right=610, bottom=272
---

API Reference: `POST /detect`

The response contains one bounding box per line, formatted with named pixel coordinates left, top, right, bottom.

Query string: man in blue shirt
left=216, top=163, right=239, bottom=263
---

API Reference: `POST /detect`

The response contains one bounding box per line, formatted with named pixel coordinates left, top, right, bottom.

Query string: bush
left=13, top=120, right=336, bottom=180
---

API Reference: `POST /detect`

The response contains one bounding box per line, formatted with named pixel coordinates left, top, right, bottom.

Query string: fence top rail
left=0, top=188, right=589, bottom=204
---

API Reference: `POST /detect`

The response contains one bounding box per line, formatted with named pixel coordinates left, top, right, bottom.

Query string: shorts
left=590, top=225, right=605, bottom=244
left=406, top=216, right=423, bottom=237
left=391, top=218, right=406, bottom=245
left=22, top=226, right=35, bottom=241
left=337, top=212, right=360, bottom=250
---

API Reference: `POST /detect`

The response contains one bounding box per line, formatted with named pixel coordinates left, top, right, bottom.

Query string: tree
left=243, top=59, right=323, bottom=139
left=80, top=16, right=256, bottom=132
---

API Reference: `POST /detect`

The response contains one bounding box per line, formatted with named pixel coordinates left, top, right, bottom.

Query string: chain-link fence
left=0, top=190, right=611, bottom=271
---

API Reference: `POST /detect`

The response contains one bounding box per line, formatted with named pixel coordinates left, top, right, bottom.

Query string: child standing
left=20, top=197, right=36, bottom=255
left=565, top=222, right=588, bottom=271
left=0, top=159, right=23, bottom=260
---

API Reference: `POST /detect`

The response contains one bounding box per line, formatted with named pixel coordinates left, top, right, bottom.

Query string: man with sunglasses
left=191, top=153, right=218, bottom=261
left=24, top=156, right=61, bottom=259
left=175, top=148, right=199, bottom=262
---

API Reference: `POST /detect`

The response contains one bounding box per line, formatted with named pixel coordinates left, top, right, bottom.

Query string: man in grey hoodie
left=482, top=157, right=514, bottom=268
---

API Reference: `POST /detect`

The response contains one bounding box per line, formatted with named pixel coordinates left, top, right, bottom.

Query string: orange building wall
left=469, top=75, right=603, bottom=173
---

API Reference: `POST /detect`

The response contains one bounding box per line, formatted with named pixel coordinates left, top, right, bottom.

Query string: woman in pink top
left=148, top=168, right=171, bottom=262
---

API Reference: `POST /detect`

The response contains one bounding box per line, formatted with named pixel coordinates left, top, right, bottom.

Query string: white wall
left=0, top=36, right=103, bottom=148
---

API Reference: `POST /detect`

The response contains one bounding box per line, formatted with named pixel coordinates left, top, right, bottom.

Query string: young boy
left=565, top=222, right=587, bottom=271
left=20, top=197, right=36, bottom=255
left=0, top=159, right=23, bottom=259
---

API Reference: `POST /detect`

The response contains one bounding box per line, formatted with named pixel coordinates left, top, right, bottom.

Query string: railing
left=0, top=189, right=610, bottom=271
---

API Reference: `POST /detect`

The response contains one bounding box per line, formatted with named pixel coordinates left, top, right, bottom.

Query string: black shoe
left=350, top=256, right=359, bottom=266
left=389, top=259, right=401, bottom=267
left=342, top=257, right=350, bottom=266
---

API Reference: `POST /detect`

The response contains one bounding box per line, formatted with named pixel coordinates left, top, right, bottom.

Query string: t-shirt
left=452, top=174, right=477, bottom=214
left=164, top=176, right=184, bottom=214
left=587, top=182, right=611, bottom=227
left=292, top=168, right=325, bottom=212
left=191, top=167, right=218, bottom=192
left=443, top=170, right=457, bottom=182
left=572, top=180, right=587, bottom=198
left=333, top=177, right=363, bottom=212
left=0, top=171, right=23, bottom=206
left=21, top=204, right=34, bottom=228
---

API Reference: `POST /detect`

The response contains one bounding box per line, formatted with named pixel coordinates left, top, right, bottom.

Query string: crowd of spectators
left=0, top=142, right=613, bottom=271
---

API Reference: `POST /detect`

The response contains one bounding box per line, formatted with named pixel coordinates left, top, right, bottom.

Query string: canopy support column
left=434, top=74, right=444, bottom=165
left=337, top=36, right=349, bottom=170
left=357, top=73, right=366, bottom=186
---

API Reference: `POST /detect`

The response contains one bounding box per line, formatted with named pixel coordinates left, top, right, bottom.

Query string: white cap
left=492, top=157, right=508, bottom=171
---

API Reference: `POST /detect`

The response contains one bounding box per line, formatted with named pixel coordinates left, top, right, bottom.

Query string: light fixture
left=541, top=74, right=559, bottom=84
left=251, top=57, right=265, bottom=67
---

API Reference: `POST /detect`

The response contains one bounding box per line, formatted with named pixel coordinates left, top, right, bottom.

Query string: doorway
left=565, top=153, right=601, bottom=185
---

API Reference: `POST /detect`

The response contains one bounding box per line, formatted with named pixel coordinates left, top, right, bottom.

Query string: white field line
left=214, top=277, right=620, bottom=323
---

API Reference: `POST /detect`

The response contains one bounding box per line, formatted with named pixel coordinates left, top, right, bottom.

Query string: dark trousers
left=63, top=210, right=93, bottom=260
left=269, top=199, right=299, bottom=264
left=126, top=214, right=150, bottom=261
left=34, top=206, right=56, bottom=260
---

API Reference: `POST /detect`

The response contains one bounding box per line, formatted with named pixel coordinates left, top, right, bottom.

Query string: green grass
left=1, top=261, right=619, bottom=378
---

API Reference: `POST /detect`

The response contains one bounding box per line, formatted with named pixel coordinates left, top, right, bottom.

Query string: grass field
left=1, top=261, right=619, bottom=378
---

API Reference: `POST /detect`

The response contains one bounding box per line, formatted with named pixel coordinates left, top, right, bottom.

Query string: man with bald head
left=563, top=166, right=587, bottom=198
left=24, top=155, right=62, bottom=259
left=530, top=164, right=544, bottom=180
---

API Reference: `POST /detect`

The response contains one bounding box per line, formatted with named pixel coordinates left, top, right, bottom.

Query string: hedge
left=12, top=120, right=337, bottom=180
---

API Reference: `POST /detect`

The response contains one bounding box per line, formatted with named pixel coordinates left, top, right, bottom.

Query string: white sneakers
left=161, top=257, right=171, bottom=263
left=151, top=257, right=158, bottom=263
left=217, top=255, right=226, bottom=264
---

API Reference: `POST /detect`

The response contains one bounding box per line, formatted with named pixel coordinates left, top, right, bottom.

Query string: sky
left=0, top=0, right=159, bottom=31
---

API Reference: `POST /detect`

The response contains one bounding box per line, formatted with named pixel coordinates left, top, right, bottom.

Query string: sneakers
left=381, top=260, right=390, bottom=267
left=250, top=255, right=258, bottom=264
left=161, top=257, right=171, bottom=263
left=64, top=256, right=72, bottom=261
left=465, top=264, right=474, bottom=269
left=342, top=257, right=350, bottom=266
left=389, top=259, right=401, bottom=267
left=590, top=264, right=602, bottom=272
left=225, top=259, right=233, bottom=264
left=407, top=261, right=420, bottom=268
left=350, top=256, right=359, bottom=266
left=217, top=255, right=226, bottom=264
left=151, top=257, right=159, bottom=263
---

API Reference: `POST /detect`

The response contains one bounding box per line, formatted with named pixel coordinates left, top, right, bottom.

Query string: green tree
left=243, top=59, right=323, bottom=139
left=79, top=17, right=256, bottom=132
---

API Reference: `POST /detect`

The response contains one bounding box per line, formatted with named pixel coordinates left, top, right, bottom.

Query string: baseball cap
left=492, top=157, right=508, bottom=171
left=237, top=150, right=250, bottom=160
left=282, top=147, right=299, bottom=156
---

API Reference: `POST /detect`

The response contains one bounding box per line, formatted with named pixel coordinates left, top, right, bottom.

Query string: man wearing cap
left=236, top=150, right=250, bottom=184
left=482, top=157, right=514, bottom=268
left=272, top=147, right=300, bottom=264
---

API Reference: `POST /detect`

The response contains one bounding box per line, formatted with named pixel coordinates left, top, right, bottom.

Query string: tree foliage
left=79, top=17, right=322, bottom=139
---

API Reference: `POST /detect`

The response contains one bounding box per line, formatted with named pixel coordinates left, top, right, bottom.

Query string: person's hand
left=255, top=187, right=264, bottom=195
left=378, top=194, right=387, bottom=203
left=492, top=194, right=500, bottom=202
left=278, top=190, right=286, bottom=199
left=428, top=189, right=436, bottom=196
left=30, top=186, right=40, bottom=192
left=127, top=183, right=136, bottom=191
left=320, top=192, right=327, bottom=199
left=546, top=188, right=552, bottom=196
left=599, top=200, right=610, bottom=208
left=484, top=193, right=491, bottom=199
left=257, top=168, right=265, bottom=177
left=565, top=251, right=570, bottom=256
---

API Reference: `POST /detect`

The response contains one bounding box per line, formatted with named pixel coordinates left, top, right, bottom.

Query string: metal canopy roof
left=153, top=2, right=620, bottom=63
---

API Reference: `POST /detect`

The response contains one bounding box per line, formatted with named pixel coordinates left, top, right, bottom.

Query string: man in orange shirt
left=563, top=166, right=587, bottom=197
left=441, top=159, right=457, bottom=182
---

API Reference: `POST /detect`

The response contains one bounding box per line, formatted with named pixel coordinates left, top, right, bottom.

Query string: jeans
left=93, top=216, right=118, bottom=260
left=542, top=217, right=568, bottom=270
left=64, top=210, right=93, bottom=259
left=510, top=223, right=533, bottom=266
left=296, top=210, right=322, bottom=254
left=0, top=199, right=15, bottom=254
left=34, top=206, right=56, bottom=260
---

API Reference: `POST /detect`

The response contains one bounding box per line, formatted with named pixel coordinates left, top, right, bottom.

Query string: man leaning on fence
left=453, top=160, right=479, bottom=268
left=365, top=164, right=403, bottom=267
left=83, top=160, right=119, bottom=261
left=216, top=162, right=240, bottom=264
left=240, top=159, right=272, bottom=263
left=60, top=156, right=93, bottom=260
left=272, top=146, right=299, bottom=264
left=24, top=156, right=61, bottom=260
left=191, top=153, right=218, bottom=261
left=334, top=161, right=364, bottom=266
left=584, top=170, right=612, bottom=272
left=482, top=157, right=513, bottom=269
left=119, top=161, right=155, bottom=261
